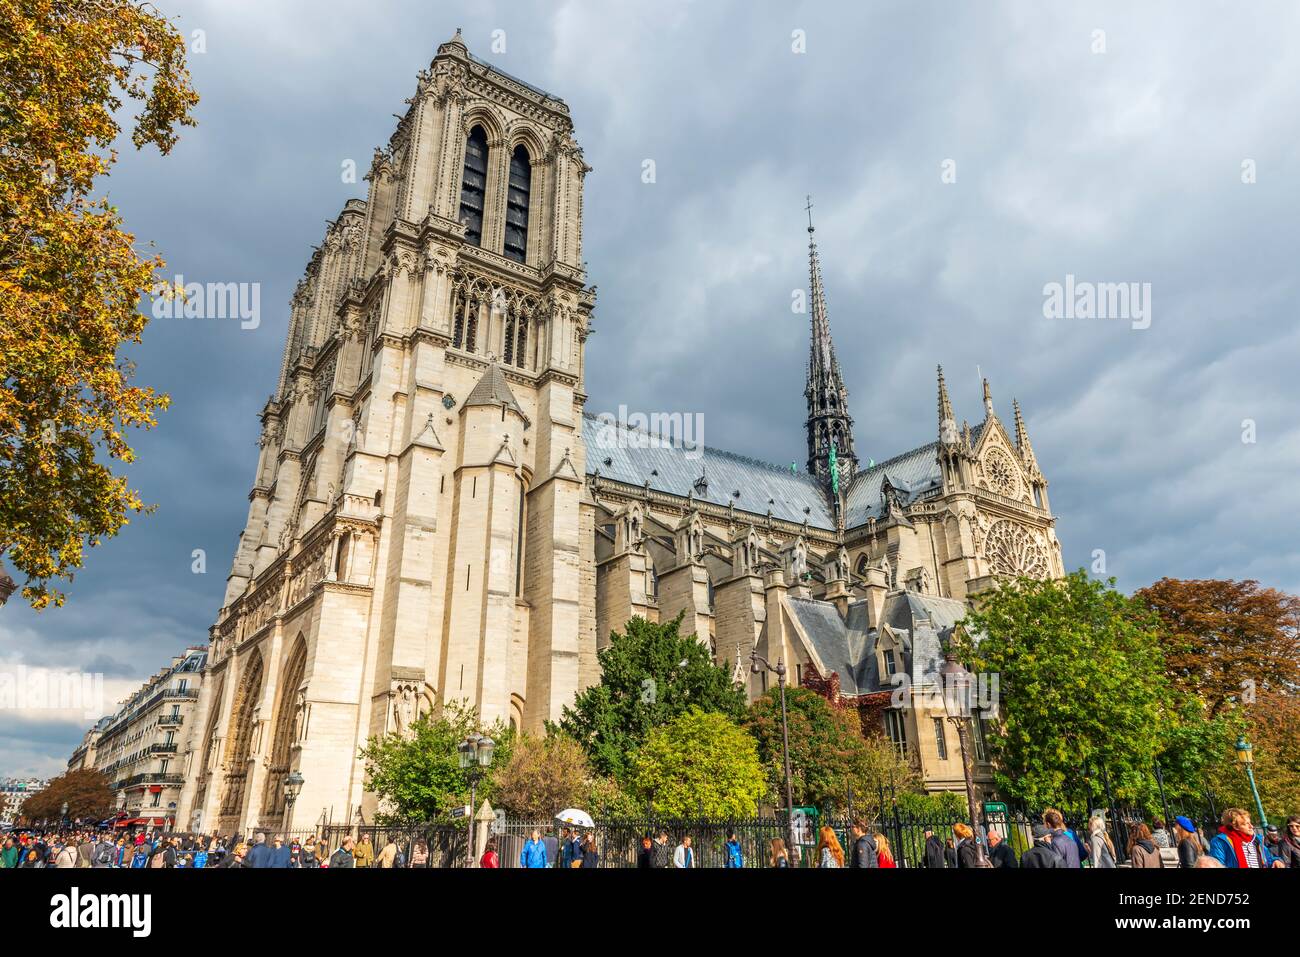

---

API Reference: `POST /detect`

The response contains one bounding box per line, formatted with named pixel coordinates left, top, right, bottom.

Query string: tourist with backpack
left=92, top=834, right=117, bottom=868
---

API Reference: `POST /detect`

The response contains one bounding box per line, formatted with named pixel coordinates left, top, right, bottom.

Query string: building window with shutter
left=503, top=144, right=531, bottom=263
left=458, top=126, right=488, bottom=247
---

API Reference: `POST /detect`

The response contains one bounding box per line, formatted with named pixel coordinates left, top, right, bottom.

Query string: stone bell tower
left=178, top=31, right=598, bottom=834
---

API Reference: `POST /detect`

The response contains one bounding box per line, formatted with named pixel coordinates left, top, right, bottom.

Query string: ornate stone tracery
left=985, top=519, right=1049, bottom=577
left=982, top=446, right=1021, bottom=498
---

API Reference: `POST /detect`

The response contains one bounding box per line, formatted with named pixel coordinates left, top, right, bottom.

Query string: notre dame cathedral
left=177, top=31, right=1064, bottom=833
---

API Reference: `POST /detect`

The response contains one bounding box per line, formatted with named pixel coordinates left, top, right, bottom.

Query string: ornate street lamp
left=457, top=733, right=495, bottom=866
left=60, top=801, right=69, bottom=829
left=282, top=771, right=304, bottom=835
left=751, top=650, right=797, bottom=861
left=939, top=646, right=988, bottom=867
left=1234, top=736, right=1268, bottom=829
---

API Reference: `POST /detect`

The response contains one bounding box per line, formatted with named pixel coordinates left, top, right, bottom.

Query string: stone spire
left=937, top=365, right=956, bottom=446
left=1013, top=398, right=1040, bottom=474
left=803, top=196, right=857, bottom=489
left=982, top=376, right=995, bottom=419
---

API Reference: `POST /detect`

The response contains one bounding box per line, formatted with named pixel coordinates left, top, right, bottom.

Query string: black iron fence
left=217, top=800, right=1221, bottom=869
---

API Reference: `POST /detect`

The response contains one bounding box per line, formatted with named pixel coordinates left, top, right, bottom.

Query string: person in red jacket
left=479, top=838, right=499, bottom=869
left=875, top=832, right=897, bottom=868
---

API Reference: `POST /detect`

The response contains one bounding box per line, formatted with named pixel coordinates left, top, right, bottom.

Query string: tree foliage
left=628, top=708, right=767, bottom=817
left=894, top=788, right=969, bottom=821
left=1137, top=578, right=1300, bottom=717
left=744, top=686, right=915, bottom=814
left=960, top=571, right=1199, bottom=811
left=559, top=615, right=747, bottom=780
left=0, top=0, right=199, bottom=607
left=492, top=731, right=640, bottom=820
left=20, top=768, right=113, bottom=821
left=358, top=700, right=512, bottom=823
left=491, top=732, right=590, bottom=820
left=1208, top=689, right=1300, bottom=825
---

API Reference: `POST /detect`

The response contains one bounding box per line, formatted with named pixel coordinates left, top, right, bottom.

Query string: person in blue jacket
left=1207, top=808, right=1284, bottom=868
left=269, top=835, right=293, bottom=868
left=520, top=829, right=548, bottom=868
left=245, top=832, right=275, bottom=868
left=724, top=832, right=744, bottom=868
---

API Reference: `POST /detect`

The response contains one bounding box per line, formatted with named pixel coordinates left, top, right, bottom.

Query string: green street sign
left=983, top=802, right=1008, bottom=815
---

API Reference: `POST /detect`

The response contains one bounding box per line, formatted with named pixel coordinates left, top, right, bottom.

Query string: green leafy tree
left=1154, top=697, right=1240, bottom=812
left=628, top=708, right=767, bottom=817
left=894, top=789, right=969, bottom=820
left=744, top=686, right=915, bottom=814
left=358, top=700, right=512, bottom=822
left=585, top=773, right=642, bottom=820
left=559, top=615, right=747, bottom=780
left=959, top=571, right=1184, bottom=811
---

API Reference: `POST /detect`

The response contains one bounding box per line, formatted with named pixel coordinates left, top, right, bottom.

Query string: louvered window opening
left=459, top=127, right=488, bottom=247
left=503, top=145, right=531, bottom=263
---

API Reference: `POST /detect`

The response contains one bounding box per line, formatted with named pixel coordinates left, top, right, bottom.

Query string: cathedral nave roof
left=582, top=413, right=837, bottom=529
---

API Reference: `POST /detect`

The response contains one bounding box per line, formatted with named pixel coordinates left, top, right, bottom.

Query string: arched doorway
left=218, top=652, right=263, bottom=832
left=191, top=674, right=225, bottom=815
left=262, top=638, right=307, bottom=820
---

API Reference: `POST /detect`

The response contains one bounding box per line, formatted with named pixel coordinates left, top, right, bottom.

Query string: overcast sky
left=3, top=0, right=1298, bottom=778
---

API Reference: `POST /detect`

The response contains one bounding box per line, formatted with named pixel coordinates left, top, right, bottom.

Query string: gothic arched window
left=458, top=126, right=488, bottom=247
left=515, top=317, right=528, bottom=369
left=503, top=144, right=531, bottom=263
left=452, top=288, right=465, bottom=348
left=503, top=314, right=516, bottom=365
left=464, top=299, right=478, bottom=353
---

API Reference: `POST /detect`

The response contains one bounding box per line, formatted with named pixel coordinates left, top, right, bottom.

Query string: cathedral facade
left=177, top=33, right=1063, bottom=833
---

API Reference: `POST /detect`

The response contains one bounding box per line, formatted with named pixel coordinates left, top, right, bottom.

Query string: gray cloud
left=3, top=0, right=1297, bottom=774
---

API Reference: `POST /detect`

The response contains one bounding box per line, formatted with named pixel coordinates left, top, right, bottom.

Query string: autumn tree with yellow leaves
left=0, top=0, right=198, bottom=606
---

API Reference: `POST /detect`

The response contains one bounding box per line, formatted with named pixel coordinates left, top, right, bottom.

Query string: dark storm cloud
left=3, top=0, right=1297, bottom=775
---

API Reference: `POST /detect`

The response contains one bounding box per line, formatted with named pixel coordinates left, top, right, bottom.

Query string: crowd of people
left=910, top=807, right=1300, bottom=870
left=4, top=807, right=1297, bottom=869
left=516, top=808, right=1300, bottom=869
left=0, top=828, right=380, bottom=869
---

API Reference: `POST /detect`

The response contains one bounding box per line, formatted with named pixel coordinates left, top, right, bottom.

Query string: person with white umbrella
left=555, top=809, right=593, bottom=869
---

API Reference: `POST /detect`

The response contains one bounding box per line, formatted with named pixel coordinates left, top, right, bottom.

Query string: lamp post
left=60, top=801, right=69, bottom=830
left=939, top=648, right=988, bottom=867
left=457, top=732, right=495, bottom=867
left=1234, top=736, right=1268, bottom=829
left=750, top=650, right=797, bottom=861
left=282, top=771, right=304, bottom=837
